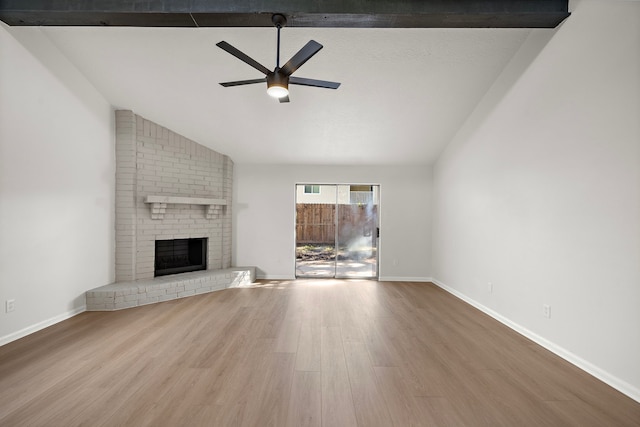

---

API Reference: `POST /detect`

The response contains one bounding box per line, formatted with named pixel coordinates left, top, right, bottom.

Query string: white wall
left=0, top=25, right=115, bottom=344
left=234, top=164, right=432, bottom=281
left=432, top=0, right=640, bottom=400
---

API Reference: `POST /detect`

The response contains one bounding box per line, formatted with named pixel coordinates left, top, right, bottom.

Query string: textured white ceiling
left=39, top=26, right=535, bottom=165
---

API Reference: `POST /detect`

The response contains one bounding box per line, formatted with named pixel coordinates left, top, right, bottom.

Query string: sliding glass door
left=295, top=184, right=379, bottom=279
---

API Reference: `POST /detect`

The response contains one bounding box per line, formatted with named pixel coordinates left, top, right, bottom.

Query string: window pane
left=304, top=185, right=320, bottom=194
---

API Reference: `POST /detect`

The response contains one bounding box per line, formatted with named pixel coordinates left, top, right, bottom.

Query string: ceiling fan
left=216, top=13, right=341, bottom=103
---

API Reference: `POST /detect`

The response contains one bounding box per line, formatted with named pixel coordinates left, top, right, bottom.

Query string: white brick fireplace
left=114, top=110, right=233, bottom=281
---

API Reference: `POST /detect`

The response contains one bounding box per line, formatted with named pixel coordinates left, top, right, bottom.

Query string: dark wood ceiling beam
left=0, top=1, right=570, bottom=28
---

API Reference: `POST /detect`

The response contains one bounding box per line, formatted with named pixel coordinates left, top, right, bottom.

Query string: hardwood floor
left=1, top=279, right=639, bottom=426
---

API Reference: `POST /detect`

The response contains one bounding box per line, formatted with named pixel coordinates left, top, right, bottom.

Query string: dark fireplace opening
left=155, top=238, right=207, bottom=277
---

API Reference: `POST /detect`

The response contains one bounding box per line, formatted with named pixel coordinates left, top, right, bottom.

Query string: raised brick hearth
left=86, top=267, right=255, bottom=311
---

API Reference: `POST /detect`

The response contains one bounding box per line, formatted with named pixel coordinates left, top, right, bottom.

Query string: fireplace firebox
left=155, top=238, right=207, bottom=277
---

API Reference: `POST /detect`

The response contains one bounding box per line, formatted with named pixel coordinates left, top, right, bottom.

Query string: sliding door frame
left=294, top=183, right=380, bottom=279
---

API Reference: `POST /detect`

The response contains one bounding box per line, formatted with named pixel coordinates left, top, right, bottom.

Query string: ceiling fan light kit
left=266, top=72, right=289, bottom=98
left=217, top=13, right=340, bottom=103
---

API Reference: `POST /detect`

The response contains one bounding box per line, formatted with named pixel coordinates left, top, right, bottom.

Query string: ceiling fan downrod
left=272, top=14, right=287, bottom=69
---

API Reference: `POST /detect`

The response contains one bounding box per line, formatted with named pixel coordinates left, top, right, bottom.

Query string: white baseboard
left=0, top=306, right=86, bottom=347
left=256, top=275, right=434, bottom=283
left=378, top=276, right=433, bottom=282
left=431, top=278, right=640, bottom=404
left=256, top=274, right=296, bottom=281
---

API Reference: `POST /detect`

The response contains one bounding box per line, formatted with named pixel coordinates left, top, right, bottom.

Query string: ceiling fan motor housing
left=267, top=69, right=289, bottom=91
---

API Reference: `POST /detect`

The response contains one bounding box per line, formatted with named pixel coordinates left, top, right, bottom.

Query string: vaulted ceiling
left=0, top=1, right=569, bottom=165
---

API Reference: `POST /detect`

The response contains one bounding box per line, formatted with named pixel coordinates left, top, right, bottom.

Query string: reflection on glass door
left=295, top=184, right=379, bottom=279
left=335, top=185, right=378, bottom=278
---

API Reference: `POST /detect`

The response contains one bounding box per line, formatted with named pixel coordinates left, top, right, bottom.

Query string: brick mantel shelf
left=144, top=195, right=227, bottom=220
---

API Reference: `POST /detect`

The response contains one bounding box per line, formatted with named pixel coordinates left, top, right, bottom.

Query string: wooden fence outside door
left=296, top=204, right=335, bottom=244
left=296, top=203, right=378, bottom=245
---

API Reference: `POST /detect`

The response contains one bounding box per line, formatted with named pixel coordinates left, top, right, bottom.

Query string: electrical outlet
left=6, top=299, right=15, bottom=313
left=543, top=304, right=551, bottom=319
left=487, top=282, right=493, bottom=293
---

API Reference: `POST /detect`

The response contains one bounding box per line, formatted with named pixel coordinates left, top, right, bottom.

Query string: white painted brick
left=115, top=301, right=138, bottom=310
left=141, top=153, right=161, bottom=161
left=138, top=296, right=159, bottom=305
left=146, top=289, right=167, bottom=298
left=159, top=293, right=177, bottom=302
left=184, top=282, right=199, bottom=291
left=138, top=145, right=157, bottom=154
left=178, top=289, right=196, bottom=298
left=136, top=259, right=154, bottom=267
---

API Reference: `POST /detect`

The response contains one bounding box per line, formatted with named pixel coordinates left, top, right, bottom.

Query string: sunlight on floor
left=246, top=278, right=375, bottom=289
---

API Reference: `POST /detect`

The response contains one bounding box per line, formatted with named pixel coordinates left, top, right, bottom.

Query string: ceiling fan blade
left=280, top=40, right=323, bottom=76
left=219, top=78, right=266, bottom=87
left=289, top=77, right=341, bottom=89
left=216, top=41, right=271, bottom=75
left=279, top=95, right=290, bottom=103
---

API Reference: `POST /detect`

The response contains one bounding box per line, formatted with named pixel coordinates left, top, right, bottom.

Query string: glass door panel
left=336, top=185, right=379, bottom=279
left=295, top=184, right=337, bottom=278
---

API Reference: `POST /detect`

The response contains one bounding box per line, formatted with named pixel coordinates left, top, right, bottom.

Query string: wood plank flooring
left=1, top=279, right=639, bottom=426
